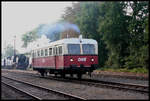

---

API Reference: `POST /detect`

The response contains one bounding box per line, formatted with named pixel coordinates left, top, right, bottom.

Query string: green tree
left=98, top=2, right=130, bottom=68
left=62, top=2, right=109, bottom=67
left=62, top=1, right=149, bottom=70
left=140, top=18, right=149, bottom=69
left=22, top=28, right=39, bottom=48
left=75, top=2, right=108, bottom=67
left=4, top=44, right=19, bottom=57
left=62, top=2, right=81, bottom=23
left=124, top=1, right=149, bottom=69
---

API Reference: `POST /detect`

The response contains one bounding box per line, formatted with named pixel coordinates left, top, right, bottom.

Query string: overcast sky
left=2, top=2, right=73, bottom=53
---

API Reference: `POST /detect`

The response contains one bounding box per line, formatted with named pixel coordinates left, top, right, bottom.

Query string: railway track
left=2, top=81, right=41, bottom=100
left=75, top=78, right=149, bottom=94
left=2, top=76, right=86, bottom=100
left=41, top=75, right=149, bottom=94
left=2, top=70, right=149, bottom=94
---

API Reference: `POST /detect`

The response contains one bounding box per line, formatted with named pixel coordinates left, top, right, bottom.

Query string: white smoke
left=37, top=22, right=80, bottom=41
left=26, top=35, right=51, bottom=52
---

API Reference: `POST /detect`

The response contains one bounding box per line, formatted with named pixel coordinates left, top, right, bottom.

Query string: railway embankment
left=93, top=69, right=148, bottom=80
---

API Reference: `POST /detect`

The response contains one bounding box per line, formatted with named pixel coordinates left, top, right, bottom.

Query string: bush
left=97, top=67, right=148, bottom=74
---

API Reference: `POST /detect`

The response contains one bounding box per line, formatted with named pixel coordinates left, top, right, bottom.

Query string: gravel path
left=2, top=69, right=149, bottom=100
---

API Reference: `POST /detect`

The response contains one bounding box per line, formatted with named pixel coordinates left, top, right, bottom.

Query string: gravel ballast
left=2, top=69, right=149, bottom=100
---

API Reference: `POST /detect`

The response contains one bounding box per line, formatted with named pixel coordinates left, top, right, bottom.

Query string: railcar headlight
left=91, top=58, right=94, bottom=62
left=70, top=58, right=73, bottom=62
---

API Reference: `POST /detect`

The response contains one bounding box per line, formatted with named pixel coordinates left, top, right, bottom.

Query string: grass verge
left=97, top=67, right=148, bottom=74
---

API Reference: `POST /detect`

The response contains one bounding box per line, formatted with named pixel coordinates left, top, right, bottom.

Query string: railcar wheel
left=41, top=72, right=44, bottom=77
left=54, top=73, right=58, bottom=77
left=61, top=73, right=66, bottom=78
left=70, top=74, right=73, bottom=78
left=39, top=71, right=45, bottom=77
left=77, top=74, right=82, bottom=79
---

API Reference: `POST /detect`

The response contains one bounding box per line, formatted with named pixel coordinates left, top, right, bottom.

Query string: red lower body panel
left=32, top=55, right=98, bottom=70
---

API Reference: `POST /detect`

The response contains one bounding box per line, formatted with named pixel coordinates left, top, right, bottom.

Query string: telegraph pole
left=13, top=35, right=16, bottom=69
left=14, top=35, right=16, bottom=56
left=4, top=40, right=6, bottom=56
left=4, top=40, right=6, bottom=67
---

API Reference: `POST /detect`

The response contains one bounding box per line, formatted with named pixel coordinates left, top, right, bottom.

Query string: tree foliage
left=61, top=1, right=149, bottom=69
left=124, top=1, right=149, bottom=69
left=98, top=2, right=131, bottom=68
left=22, top=28, right=39, bottom=48
left=62, top=2, right=108, bottom=67
left=4, top=44, right=19, bottom=57
left=20, top=1, right=149, bottom=70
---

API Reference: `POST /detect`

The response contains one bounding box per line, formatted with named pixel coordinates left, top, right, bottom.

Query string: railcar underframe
left=33, top=64, right=98, bottom=78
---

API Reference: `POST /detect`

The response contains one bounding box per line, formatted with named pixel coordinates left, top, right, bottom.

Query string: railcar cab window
left=82, top=44, right=95, bottom=54
left=68, top=44, right=80, bottom=54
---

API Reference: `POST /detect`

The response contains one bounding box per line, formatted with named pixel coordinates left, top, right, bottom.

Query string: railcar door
left=55, top=46, right=60, bottom=69
left=53, top=46, right=57, bottom=69
left=54, top=45, right=63, bottom=69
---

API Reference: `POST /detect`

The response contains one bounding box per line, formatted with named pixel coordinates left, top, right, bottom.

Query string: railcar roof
left=32, top=38, right=97, bottom=51
left=53, top=38, right=97, bottom=44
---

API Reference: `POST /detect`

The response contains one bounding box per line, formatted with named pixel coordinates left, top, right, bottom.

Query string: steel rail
left=2, top=81, right=42, bottom=100
left=2, top=70, right=148, bottom=94
left=2, top=75, right=86, bottom=100
left=38, top=75, right=149, bottom=94
left=80, top=78, right=149, bottom=93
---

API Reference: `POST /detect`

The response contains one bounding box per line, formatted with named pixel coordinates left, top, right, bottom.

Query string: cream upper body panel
left=31, top=38, right=98, bottom=57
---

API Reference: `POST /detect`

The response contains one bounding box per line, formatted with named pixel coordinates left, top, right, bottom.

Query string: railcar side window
left=41, top=50, right=44, bottom=56
left=32, top=52, right=34, bottom=57
left=59, top=46, right=62, bottom=55
left=53, top=47, right=55, bottom=55
left=82, top=44, right=95, bottom=54
left=37, top=50, right=40, bottom=57
left=56, top=47, right=58, bottom=55
left=45, top=49, right=48, bottom=56
left=49, top=48, right=52, bottom=56
left=67, top=44, right=80, bottom=54
left=34, top=51, right=36, bottom=57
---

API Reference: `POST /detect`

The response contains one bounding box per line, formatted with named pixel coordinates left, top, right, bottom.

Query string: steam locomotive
left=31, top=37, right=98, bottom=79
left=2, top=54, right=29, bottom=70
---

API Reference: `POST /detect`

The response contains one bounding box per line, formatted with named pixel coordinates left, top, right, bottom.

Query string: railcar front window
left=82, top=44, right=95, bottom=54
left=68, top=44, right=80, bottom=54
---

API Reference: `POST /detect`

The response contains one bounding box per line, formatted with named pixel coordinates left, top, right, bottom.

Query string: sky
left=2, top=2, right=73, bottom=54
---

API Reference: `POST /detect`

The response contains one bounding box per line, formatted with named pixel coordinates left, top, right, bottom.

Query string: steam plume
left=37, top=22, right=80, bottom=41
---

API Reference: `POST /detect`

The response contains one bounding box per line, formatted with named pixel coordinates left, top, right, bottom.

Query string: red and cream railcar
left=31, top=37, right=98, bottom=78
